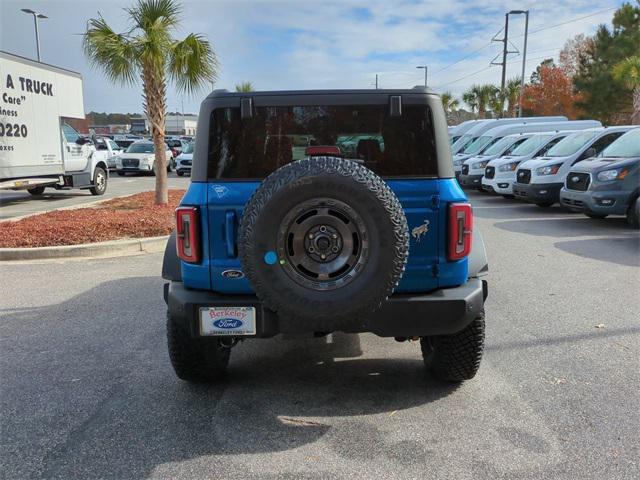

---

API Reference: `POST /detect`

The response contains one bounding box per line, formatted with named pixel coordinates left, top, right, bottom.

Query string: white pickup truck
left=92, top=136, right=123, bottom=170
left=0, top=50, right=109, bottom=196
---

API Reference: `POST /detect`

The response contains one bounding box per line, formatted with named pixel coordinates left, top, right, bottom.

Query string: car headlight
left=472, top=160, right=489, bottom=170
left=498, top=162, right=519, bottom=172
left=536, top=163, right=562, bottom=175
left=453, top=158, right=462, bottom=166
left=597, top=168, right=628, bottom=182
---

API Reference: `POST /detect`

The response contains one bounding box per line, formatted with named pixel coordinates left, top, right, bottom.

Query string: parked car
left=513, top=126, right=634, bottom=207
left=559, top=128, right=640, bottom=226
left=162, top=88, right=489, bottom=384
left=115, top=140, right=172, bottom=176
left=175, top=142, right=194, bottom=176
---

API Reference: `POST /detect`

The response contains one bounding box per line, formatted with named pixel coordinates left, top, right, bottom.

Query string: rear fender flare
left=469, top=224, right=488, bottom=278
left=162, top=231, right=182, bottom=282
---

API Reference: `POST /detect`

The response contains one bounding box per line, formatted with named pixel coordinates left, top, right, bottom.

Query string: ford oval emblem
left=222, top=269, right=244, bottom=279
left=213, top=318, right=243, bottom=329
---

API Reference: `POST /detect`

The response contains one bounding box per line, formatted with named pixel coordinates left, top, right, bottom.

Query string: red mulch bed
left=0, top=190, right=186, bottom=248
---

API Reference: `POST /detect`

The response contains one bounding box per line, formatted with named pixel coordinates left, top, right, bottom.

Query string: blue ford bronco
left=162, top=88, right=489, bottom=383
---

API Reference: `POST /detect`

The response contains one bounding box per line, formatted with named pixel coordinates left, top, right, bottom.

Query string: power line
left=432, top=6, right=616, bottom=80
left=430, top=42, right=493, bottom=77
left=512, top=7, right=616, bottom=38
left=434, top=54, right=555, bottom=90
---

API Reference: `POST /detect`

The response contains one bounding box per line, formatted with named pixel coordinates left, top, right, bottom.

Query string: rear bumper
left=513, top=182, right=562, bottom=204
left=559, top=188, right=630, bottom=215
left=458, top=173, right=484, bottom=189
left=164, top=278, right=487, bottom=338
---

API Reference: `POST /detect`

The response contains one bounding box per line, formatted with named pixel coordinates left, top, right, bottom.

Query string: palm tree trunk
left=632, top=87, right=640, bottom=125
left=142, top=67, right=168, bottom=205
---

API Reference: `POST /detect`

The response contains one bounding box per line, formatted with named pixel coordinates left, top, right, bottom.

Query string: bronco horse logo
left=411, top=219, right=430, bottom=242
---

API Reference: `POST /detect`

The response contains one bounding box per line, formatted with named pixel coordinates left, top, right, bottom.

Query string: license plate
left=199, top=306, right=256, bottom=336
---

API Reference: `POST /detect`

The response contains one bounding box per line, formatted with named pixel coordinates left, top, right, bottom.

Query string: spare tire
left=238, top=157, right=409, bottom=331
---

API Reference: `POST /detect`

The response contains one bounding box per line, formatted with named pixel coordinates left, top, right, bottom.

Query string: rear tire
left=421, top=312, right=485, bottom=382
left=626, top=198, right=639, bottom=229
left=27, top=186, right=46, bottom=196
left=167, top=311, right=230, bottom=382
left=89, top=167, right=107, bottom=196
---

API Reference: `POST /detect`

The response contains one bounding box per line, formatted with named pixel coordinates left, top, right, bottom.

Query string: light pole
left=509, top=10, right=529, bottom=117
left=21, top=8, right=48, bottom=62
left=416, top=65, right=428, bottom=87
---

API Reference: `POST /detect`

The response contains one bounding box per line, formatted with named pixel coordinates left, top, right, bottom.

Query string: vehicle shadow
left=494, top=216, right=635, bottom=238
left=554, top=237, right=640, bottom=267
left=0, top=191, right=92, bottom=207
left=1, top=276, right=457, bottom=479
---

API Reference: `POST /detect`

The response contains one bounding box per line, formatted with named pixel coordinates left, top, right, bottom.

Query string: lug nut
left=332, top=234, right=338, bottom=239
left=320, top=254, right=326, bottom=259
left=308, top=233, right=314, bottom=239
left=319, top=226, right=327, bottom=233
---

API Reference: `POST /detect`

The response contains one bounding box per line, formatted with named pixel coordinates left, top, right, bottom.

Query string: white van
left=480, top=130, right=583, bottom=196
left=449, top=119, right=487, bottom=144
left=451, top=116, right=568, bottom=173
left=513, top=126, right=636, bottom=206
left=457, top=120, right=599, bottom=189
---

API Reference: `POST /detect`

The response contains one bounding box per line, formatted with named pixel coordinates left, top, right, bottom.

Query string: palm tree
left=440, top=91, right=460, bottom=114
left=83, top=0, right=218, bottom=205
left=613, top=56, right=640, bottom=125
left=464, top=84, right=498, bottom=119
left=235, top=82, right=254, bottom=92
left=489, top=88, right=506, bottom=118
left=504, top=78, right=522, bottom=117
left=462, top=90, right=478, bottom=116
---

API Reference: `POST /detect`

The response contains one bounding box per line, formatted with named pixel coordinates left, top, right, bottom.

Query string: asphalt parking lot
left=0, top=173, right=191, bottom=220
left=1, top=190, right=639, bottom=479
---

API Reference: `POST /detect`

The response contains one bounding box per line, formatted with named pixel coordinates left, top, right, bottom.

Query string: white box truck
left=0, top=50, right=108, bottom=196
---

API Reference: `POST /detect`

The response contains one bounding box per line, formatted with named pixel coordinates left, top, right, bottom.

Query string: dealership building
left=130, top=114, right=198, bottom=136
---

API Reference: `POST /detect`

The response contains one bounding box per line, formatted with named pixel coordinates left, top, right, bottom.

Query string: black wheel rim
left=277, top=198, right=369, bottom=291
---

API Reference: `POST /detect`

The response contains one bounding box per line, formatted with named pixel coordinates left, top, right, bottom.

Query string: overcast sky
left=0, top=0, right=624, bottom=114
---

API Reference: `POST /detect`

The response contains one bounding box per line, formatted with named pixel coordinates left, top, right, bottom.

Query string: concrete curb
left=0, top=235, right=169, bottom=261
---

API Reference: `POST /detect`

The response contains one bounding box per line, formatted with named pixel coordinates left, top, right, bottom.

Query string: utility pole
left=21, top=8, right=48, bottom=62
left=515, top=10, right=530, bottom=117
left=416, top=65, right=428, bottom=87
left=500, top=13, right=509, bottom=91
left=375, top=74, right=378, bottom=90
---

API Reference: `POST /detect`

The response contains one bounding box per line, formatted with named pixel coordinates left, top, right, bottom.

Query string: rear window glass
left=208, top=104, right=437, bottom=179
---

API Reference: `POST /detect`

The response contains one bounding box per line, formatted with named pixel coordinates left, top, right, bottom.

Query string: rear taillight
left=447, top=203, right=473, bottom=261
left=176, top=207, right=200, bottom=263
